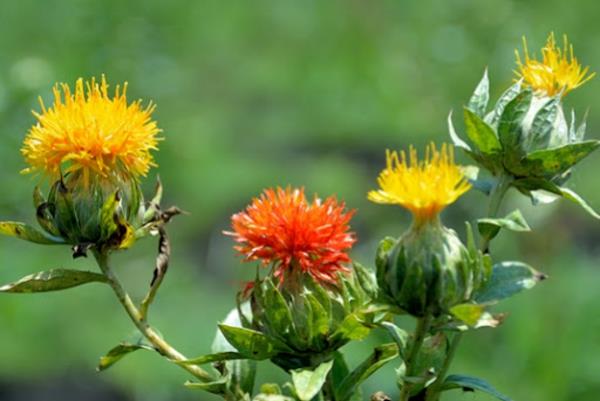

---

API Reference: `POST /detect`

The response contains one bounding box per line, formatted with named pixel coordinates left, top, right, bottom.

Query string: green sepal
left=0, top=268, right=108, bottom=293
left=442, top=374, right=512, bottom=401
left=521, top=140, right=600, bottom=178
left=336, top=343, right=399, bottom=401
left=53, top=179, right=79, bottom=241
left=290, top=360, right=334, bottom=401
left=97, top=342, right=155, bottom=371
left=463, top=107, right=501, bottom=154
left=475, top=261, right=546, bottom=304
left=0, top=221, right=64, bottom=245
left=218, top=325, right=279, bottom=360
left=477, top=209, right=530, bottom=241
left=467, top=69, right=489, bottom=117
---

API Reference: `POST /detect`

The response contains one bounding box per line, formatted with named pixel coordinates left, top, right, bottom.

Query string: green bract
left=0, top=173, right=168, bottom=255
left=376, top=221, right=490, bottom=317
left=449, top=70, right=600, bottom=216
left=221, top=267, right=374, bottom=371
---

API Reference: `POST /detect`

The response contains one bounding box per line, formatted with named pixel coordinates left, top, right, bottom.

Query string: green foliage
left=442, top=374, right=512, bottom=401
left=97, top=342, right=155, bottom=371
left=0, top=268, right=108, bottom=293
left=290, top=360, right=333, bottom=401
left=477, top=209, right=531, bottom=241
left=475, top=261, right=546, bottom=304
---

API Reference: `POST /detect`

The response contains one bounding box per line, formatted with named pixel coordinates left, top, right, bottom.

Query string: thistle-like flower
left=448, top=33, right=600, bottom=217
left=369, top=143, right=487, bottom=317
left=223, top=187, right=373, bottom=370
left=226, top=187, right=356, bottom=284
left=368, top=143, right=471, bottom=224
left=515, top=32, right=595, bottom=97
left=19, top=76, right=163, bottom=252
left=22, top=76, right=159, bottom=181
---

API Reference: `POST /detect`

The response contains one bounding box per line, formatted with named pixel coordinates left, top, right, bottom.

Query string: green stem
left=94, top=251, right=215, bottom=382
left=425, top=174, right=512, bottom=401
left=399, top=314, right=433, bottom=401
left=480, top=174, right=513, bottom=253
left=424, top=332, right=461, bottom=401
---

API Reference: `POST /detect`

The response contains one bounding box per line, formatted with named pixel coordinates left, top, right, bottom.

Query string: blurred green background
left=1, top=1, right=599, bottom=400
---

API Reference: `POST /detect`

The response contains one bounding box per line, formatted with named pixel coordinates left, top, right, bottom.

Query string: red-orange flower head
left=226, top=187, right=356, bottom=284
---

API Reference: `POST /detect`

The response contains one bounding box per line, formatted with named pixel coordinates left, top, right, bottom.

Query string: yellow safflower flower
left=368, top=143, right=471, bottom=222
left=515, top=32, right=594, bottom=96
left=21, top=76, right=160, bottom=183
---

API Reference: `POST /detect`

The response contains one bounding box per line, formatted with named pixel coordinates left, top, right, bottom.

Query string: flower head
left=515, top=32, right=595, bottom=96
left=226, top=187, right=356, bottom=284
left=368, top=143, right=470, bottom=222
left=21, top=76, right=160, bottom=182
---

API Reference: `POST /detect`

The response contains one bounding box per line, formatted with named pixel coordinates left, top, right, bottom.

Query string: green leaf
left=560, top=187, right=600, bottom=219
left=380, top=321, right=408, bottom=357
left=177, top=352, right=245, bottom=366
left=0, top=269, right=108, bottom=293
left=211, top=306, right=256, bottom=397
left=498, top=88, right=532, bottom=155
left=522, top=140, right=600, bottom=177
left=291, top=360, right=333, bottom=401
left=467, top=69, right=489, bottom=117
left=0, top=221, right=64, bottom=244
left=477, top=209, right=530, bottom=241
left=218, top=325, right=278, bottom=360
left=527, top=95, right=560, bottom=151
left=450, top=304, right=486, bottom=326
left=475, top=261, right=546, bottom=303
left=185, top=377, right=228, bottom=394
left=97, top=342, right=155, bottom=371
left=336, top=343, right=399, bottom=401
left=352, top=261, right=378, bottom=300
left=463, top=107, right=501, bottom=154
left=448, top=111, right=471, bottom=150
left=442, top=374, right=513, bottom=401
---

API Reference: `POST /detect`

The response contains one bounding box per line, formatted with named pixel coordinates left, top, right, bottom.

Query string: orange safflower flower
left=225, top=187, right=356, bottom=284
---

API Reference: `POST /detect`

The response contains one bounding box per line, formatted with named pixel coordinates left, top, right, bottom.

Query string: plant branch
left=424, top=174, right=512, bottom=401
left=399, top=314, right=433, bottom=401
left=94, top=250, right=215, bottom=382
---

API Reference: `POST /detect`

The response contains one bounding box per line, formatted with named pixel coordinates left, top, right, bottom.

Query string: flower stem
left=93, top=251, right=215, bottom=382
left=399, top=314, right=433, bottom=401
left=480, top=174, right=513, bottom=253
left=424, top=174, right=512, bottom=401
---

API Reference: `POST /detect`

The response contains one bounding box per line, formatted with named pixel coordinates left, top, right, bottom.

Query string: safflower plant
left=0, top=33, right=596, bottom=401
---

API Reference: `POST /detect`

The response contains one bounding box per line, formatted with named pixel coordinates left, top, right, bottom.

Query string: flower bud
left=376, top=219, right=487, bottom=317
left=35, top=171, right=143, bottom=252
left=247, top=268, right=371, bottom=370
left=448, top=34, right=600, bottom=214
